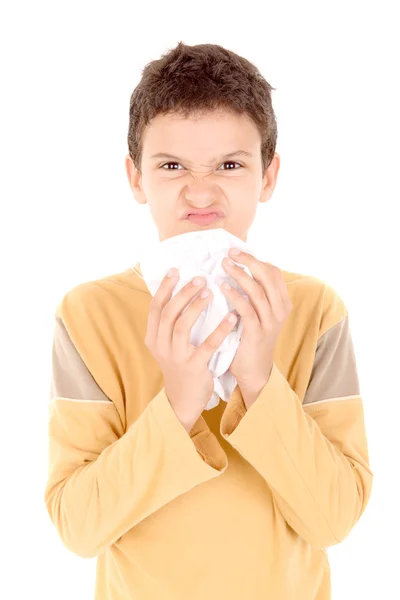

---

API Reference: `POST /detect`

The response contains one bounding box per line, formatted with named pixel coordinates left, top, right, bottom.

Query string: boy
left=44, top=41, right=373, bottom=599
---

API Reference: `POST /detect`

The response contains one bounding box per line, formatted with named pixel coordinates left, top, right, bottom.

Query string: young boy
left=44, top=41, right=373, bottom=599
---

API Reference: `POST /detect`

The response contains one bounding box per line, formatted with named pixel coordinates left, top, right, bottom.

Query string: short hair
left=127, top=41, right=278, bottom=175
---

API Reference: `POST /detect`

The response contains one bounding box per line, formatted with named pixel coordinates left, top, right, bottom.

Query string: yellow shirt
left=44, top=263, right=373, bottom=599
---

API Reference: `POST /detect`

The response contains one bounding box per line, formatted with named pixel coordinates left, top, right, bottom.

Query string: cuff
left=220, top=362, right=284, bottom=440
left=155, top=388, right=228, bottom=473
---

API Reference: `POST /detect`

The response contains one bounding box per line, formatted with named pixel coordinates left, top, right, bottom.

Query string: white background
left=1, top=1, right=399, bottom=598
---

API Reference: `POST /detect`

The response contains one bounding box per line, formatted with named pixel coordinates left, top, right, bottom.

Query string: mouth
left=185, top=213, right=223, bottom=226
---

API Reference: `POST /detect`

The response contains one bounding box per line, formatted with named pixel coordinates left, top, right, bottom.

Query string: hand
left=220, top=249, right=293, bottom=402
left=145, top=269, right=238, bottom=431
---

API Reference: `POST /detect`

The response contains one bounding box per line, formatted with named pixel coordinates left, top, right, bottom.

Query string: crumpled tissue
left=138, top=227, right=258, bottom=410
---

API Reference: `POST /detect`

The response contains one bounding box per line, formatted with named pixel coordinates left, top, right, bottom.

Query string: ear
left=259, top=152, right=280, bottom=204
left=125, top=154, right=147, bottom=205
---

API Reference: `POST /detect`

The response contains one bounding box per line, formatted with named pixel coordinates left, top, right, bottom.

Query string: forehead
left=141, top=110, right=260, bottom=162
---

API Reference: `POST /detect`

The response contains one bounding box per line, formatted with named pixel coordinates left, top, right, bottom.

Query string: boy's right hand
left=145, top=268, right=237, bottom=432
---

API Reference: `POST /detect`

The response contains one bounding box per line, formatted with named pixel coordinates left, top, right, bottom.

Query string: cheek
left=150, top=177, right=183, bottom=198
left=225, top=176, right=259, bottom=198
left=230, top=196, right=258, bottom=219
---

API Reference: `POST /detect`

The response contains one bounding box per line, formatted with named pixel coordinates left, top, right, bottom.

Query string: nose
left=182, top=163, right=220, bottom=206
left=184, top=185, right=218, bottom=210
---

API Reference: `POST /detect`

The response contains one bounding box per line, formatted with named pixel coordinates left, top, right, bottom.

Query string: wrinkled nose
left=184, top=182, right=216, bottom=203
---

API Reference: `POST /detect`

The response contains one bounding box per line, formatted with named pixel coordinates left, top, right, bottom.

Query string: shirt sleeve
left=219, top=284, right=374, bottom=549
left=44, top=306, right=228, bottom=559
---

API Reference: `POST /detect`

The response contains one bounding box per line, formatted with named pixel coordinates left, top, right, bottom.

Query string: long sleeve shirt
left=44, top=262, right=374, bottom=600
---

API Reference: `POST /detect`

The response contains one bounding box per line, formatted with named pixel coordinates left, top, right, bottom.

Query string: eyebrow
left=150, top=150, right=254, bottom=162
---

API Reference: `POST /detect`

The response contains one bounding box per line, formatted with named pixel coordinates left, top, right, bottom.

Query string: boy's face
left=125, top=109, right=280, bottom=242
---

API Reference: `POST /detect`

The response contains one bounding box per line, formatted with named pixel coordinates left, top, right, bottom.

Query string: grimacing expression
left=125, top=109, right=280, bottom=242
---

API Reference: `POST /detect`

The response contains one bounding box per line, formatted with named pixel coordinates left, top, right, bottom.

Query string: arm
left=44, top=304, right=227, bottom=559
left=220, top=286, right=373, bottom=549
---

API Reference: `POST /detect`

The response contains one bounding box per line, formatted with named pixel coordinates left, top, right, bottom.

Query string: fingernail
left=192, top=276, right=205, bottom=286
left=167, top=268, right=178, bottom=277
left=229, top=248, right=241, bottom=256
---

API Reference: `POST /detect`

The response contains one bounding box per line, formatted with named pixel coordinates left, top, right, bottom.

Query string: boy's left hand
left=221, top=249, right=293, bottom=398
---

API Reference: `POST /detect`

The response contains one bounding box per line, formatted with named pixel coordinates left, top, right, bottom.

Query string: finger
left=195, top=311, right=238, bottom=367
left=220, top=282, right=260, bottom=331
left=145, top=268, right=180, bottom=348
left=237, top=258, right=289, bottom=321
left=172, top=287, right=213, bottom=357
left=274, top=273, right=293, bottom=313
left=223, top=258, right=272, bottom=325
left=251, top=265, right=285, bottom=324
left=158, top=276, right=206, bottom=354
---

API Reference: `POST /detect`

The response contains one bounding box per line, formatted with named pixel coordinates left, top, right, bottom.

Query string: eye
left=220, top=161, right=243, bottom=170
left=160, top=162, right=183, bottom=170
left=160, top=161, right=243, bottom=170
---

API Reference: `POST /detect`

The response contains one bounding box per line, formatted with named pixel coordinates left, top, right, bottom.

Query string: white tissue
left=137, top=227, right=258, bottom=410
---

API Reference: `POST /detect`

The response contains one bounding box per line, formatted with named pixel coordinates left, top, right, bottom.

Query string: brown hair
left=127, top=41, right=278, bottom=175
